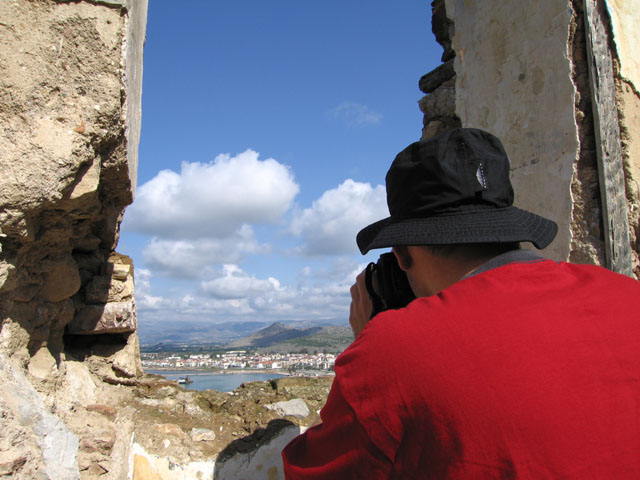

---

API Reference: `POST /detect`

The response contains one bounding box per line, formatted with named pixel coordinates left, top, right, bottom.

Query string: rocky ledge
left=131, top=374, right=332, bottom=479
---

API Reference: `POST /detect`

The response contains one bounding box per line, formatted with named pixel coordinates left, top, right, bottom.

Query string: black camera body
left=365, top=252, right=416, bottom=318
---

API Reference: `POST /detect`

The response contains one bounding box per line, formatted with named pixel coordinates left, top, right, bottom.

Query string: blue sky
left=119, top=1, right=443, bottom=329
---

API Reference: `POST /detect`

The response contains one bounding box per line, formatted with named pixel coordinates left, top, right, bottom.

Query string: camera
left=364, top=252, right=416, bottom=318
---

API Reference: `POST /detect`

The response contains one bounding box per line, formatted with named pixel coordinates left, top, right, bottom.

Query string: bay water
left=145, top=369, right=286, bottom=392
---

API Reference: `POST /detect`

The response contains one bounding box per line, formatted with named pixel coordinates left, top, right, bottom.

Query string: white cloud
left=136, top=259, right=366, bottom=326
left=204, top=259, right=363, bottom=319
left=134, top=268, right=165, bottom=310
left=123, top=150, right=387, bottom=327
left=141, top=225, right=268, bottom=278
left=290, top=179, right=388, bottom=255
left=328, top=102, right=382, bottom=127
left=201, top=264, right=280, bottom=299
left=123, top=150, right=299, bottom=238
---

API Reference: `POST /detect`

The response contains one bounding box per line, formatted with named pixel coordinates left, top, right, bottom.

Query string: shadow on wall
left=60, top=251, right=142, bottom=383
left=213, top=419, right=300, bottom=480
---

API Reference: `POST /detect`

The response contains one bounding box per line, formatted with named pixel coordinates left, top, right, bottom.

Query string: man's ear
left=392, top=246, right=413, bottom=271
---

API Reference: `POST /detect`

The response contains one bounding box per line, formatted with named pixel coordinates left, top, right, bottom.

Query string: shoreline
left=144, top=367, right=291, bottom=376
left=143, top=367, right=335, bottom=378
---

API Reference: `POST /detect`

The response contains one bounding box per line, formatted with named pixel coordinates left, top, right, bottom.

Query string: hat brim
left=356, top=206, right=558, bottom=254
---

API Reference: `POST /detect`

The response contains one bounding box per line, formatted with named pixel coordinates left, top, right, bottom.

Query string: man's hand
left=349, top=269, right=373, bottom=337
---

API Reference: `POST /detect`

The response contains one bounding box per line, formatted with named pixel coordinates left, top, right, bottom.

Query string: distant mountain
left=256, top=325, right=354, bottom=354
left=138, top=318, right=347, bottom=346
left=138, top=320, right=268, bottom=346
left=225, top=322, right=323, bottom=348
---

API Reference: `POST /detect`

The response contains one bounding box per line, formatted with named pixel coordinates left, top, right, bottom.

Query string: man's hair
left=422, top=242, right=521, bottom=259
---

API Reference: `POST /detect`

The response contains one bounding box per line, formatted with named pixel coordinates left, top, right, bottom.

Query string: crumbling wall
left=422, top=0, right=639, bottom=275
left=567, top=0, right=606, bottom=266
left=423, top=0, right=579, bottom=262
left=0, top=3, right=333, bottom=479
left=0, top=0, right=147, bottom=477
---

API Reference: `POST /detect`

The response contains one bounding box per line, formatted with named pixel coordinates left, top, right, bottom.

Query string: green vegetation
left=257, top=326, right=353, bottom=354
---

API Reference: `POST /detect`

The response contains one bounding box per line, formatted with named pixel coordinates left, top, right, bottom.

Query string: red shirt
left=282, top=260, right=640, bottom=479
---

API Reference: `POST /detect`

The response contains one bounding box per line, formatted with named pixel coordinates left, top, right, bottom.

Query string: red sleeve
left=281, top=379, right=391, bottom=480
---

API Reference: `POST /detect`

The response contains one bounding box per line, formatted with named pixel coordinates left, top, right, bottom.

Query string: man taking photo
left=282, top=128, right=640, bottom=479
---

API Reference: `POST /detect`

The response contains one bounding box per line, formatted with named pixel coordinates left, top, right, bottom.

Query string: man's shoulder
left=463, top=255, right=638, bottom=292
left=338, top=258, right=639, bottom=366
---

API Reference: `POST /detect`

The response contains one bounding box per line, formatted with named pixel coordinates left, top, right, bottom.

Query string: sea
left=144, top=369, right=287, bottom=393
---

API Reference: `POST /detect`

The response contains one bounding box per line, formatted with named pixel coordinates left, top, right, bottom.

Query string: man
left=282, top=128, right=640, bottom=479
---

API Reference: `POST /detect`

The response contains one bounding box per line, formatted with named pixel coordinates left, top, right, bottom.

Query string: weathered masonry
left=0, top=1, right=147, bottom=478
left=421, top=0, right=640, bottom=278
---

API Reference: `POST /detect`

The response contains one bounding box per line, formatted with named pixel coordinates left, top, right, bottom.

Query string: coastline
left=144, top=367, right=335, bottom=378
left=144, top=367, right=291, bottom=376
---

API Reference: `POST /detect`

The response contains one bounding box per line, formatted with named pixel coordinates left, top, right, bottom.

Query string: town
left=141, top=350, right=337, bottom=373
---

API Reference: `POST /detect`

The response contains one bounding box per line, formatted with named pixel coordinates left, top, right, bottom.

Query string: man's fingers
left=349, top=269, right=373, bottom=337
left=350, top=281, right=359, bottom=303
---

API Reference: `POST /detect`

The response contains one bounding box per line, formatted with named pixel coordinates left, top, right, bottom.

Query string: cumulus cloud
left=328, top=102, right=382, bottom=127
left=134, top=268, right=165, bottom=310
left=136, top=258, right=367, bottom=327
left=141, top=225, right=268, bottom=278
left=123, top=150, right=299, bottom=238
left=201, top=264, right=280, bottom=299
left=290, top=179, right=388, bottom=255
left=123, top=149, right=386, bottom=326
left=196, top=261, right=358, bottom=320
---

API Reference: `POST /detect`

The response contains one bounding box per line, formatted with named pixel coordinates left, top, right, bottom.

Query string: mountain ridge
left=225, top=322, right=323, bottom=348
left=138, top=318, right=347, bottom=346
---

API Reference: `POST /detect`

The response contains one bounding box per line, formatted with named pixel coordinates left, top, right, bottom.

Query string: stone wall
left=0, top=0, right=147, bottom=477
left=0, top=3, right=329, bottom=479
left=422, top=0, right=640, bottom=277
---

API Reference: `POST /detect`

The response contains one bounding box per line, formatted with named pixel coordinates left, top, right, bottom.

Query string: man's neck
left=462, top=249, right=545, bottom=280
left=408, top=247, right=546, bottom=297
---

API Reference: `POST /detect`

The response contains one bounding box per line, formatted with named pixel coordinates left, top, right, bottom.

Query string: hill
left=255, top=325, right=354, bottom=354
left=138, top=320, right=268, bottom=346
left=138, top=319, right=349, bottom=348
left=225, top=322, right=323, bottom=348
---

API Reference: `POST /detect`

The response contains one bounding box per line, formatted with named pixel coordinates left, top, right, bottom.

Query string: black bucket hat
left=356, top=128, right=558, bottom=254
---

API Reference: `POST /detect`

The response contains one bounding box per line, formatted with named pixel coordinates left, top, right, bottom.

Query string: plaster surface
left=214, top=425, right=304, bottom=480
left=131, top=443, right=215, bottom=480
left=607, top=0, right=640, bottom=186
left=123, top=0, right=148, bottom=196
left=606, top=0, right=640, bottom=89
left=446, top=0, right=578, bottom=261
